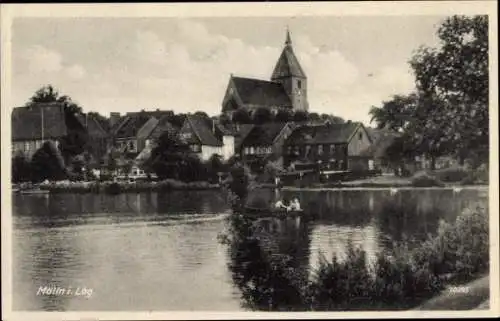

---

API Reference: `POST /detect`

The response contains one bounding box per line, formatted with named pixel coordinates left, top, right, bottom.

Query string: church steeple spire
left=271, top=28, right=308, bottom=112
left=285, top=27, right=292, bottom=46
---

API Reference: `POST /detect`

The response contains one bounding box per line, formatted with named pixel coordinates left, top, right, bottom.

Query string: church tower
left=271, top=29, right=309, bottom=112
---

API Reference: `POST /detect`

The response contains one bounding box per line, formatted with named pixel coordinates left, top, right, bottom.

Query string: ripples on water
left=12, top=188, right=488, bottom=311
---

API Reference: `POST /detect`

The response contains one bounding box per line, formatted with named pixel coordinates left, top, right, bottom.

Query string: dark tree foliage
left=252, top=108, right=273, bottom=124
left=12, top=154, right=31, bottom=183
left=232, top=108, right=252, bottom=124
left=409, top=15, right=489, bottom=165
left=146, top=131, right=209, bottom=182
left=293, top=111, right=308, bottom=122
left=369, top=15, right=489, bottom=168
left=30, top=142, right=67, bottom=182
left=274, top=109, right=293, bottom=123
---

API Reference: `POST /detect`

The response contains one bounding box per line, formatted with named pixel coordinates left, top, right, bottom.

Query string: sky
left=11, top=16, right=446, bottom=125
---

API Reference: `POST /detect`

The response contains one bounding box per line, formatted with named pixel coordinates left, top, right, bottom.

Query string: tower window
left=297, top=80, right=302, bottom=89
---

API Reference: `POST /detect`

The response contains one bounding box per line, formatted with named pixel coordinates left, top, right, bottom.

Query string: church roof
left=271, top=31, right=307, bottom=80
left=231, top=76, right=292, bottom=108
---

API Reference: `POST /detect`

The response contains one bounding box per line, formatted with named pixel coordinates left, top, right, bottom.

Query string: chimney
left=110, top=112, right=120, bottom=127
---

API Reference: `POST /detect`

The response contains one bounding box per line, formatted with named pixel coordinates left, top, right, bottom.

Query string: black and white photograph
left=1, top=2, right=498, bottom=319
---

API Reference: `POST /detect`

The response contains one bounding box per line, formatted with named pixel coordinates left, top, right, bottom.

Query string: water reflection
left=13, top=191, right=229, bottom=230
left=12, top=188, right=487, bottom=311
left=225, top=214, right=312, bottom=311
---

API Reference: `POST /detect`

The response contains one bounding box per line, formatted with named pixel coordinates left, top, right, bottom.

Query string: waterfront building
left=283, top=122, right=373, bottom=172
left=11, top=102, right=84, bottom=160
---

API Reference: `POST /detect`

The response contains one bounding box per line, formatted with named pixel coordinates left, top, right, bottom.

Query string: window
left=287, top=146, right=292, bottom=155
left=181, top=132, right=192, bottom=140
left=250, top=147, right=255, bottom=155
left=244, top=147, right=249, bottom=155
left=318, top=145, right=323, bottom=155
left=128, top=141, right=136, bottom=152
left=330, top=144, right=336, bottom=154
left=358, top=132, right=363, bottom=140
left=24, top=142, right=30, bottom=152
left=305, top=145, right=311, bottom=157
left=191, top=145, right=201, bottom=153
left=297, top=80, right=302, bottom=89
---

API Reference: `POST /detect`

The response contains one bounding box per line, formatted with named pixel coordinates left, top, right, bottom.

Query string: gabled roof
left=114, top=113, right=152, bottom=139
left=271, top=31, right=307, bottom=80
left=231, top=76, right=292, bottom=108
left=286, top=122, right=363, bottom=145
left=241, top=122, right=290, bottom=147
left=137, top=117, right=159, bottom=139
left=76, top=114, right=109, bottom=138
left=11, top=103, right=68, bottom=141
left=148, top=116, right=178, bottom=141
left=361, top=128, right=401, bottom=158
left=185, top=115, right=222, bottom=147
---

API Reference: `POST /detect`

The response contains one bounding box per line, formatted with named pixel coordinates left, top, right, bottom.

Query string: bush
left=435, top=167, right=469, bottom=183
left=412, top=205, right=489, bottom=281
left=411, top=172, right=444, bottom=187
left=460, top=163, right=489, bottom=185
left=306, top=204, right=487, bottom=310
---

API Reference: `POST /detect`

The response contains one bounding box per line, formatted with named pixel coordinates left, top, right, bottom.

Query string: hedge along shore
left=18, top=179, right=221, bottom=194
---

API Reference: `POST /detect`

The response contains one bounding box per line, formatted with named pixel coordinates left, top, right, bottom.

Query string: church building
left=221, top=30, right=309, bottom=116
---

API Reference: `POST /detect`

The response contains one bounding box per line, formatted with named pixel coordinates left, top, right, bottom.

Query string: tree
left=252, top=107, right=272, bottom=124
left=409, top=15, right=488, bottom=165
left=12, top=154, right=31, bottom=183
left=147, top=131, right=194, bottom=180
left=274, top=109, right=293, bottom=123
left=369, top=94, right=417, bottom=132
left=27, top=85, right=83, bottom=115
left=321, top=114, right=345, bottom=124
left=308, top=112, right=320, bottom=122
left=207, top=154, right=225, bottom=173
left=30, top=142, right=67, bottom=182
left=293, top=111, right=308, bottom=122
left=232, top=109, right=252, bottom=124
left=194, top=111, right=209, bottom=119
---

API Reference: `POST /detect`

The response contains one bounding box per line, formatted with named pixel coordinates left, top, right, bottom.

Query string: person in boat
left=274, top=198, right=289, bottom=211
left=289, top=198, right=302, bottom=211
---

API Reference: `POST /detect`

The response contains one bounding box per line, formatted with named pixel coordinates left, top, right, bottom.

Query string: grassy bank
left=306, top=166, right=489, bottom=189
left=30, top=179, right=220, bottom=194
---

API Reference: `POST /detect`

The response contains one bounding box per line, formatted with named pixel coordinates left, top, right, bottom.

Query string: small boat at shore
left=238, top=206, right=305, bottom=219
left=20, top=188, right=50, bottom=195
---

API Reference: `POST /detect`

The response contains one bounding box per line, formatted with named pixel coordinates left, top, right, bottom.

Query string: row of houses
left=11, top=102, right=397, bottom=179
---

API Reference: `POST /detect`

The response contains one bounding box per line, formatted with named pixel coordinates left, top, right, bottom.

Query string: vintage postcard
left=1, top=2, right=498, bottom=320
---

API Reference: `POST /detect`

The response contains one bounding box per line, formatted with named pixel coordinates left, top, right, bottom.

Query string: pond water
left=11, top=188, right=488, bottom=311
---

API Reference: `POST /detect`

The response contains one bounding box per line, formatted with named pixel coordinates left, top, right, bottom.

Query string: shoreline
left=281, top=184, right=489, bottom=192
left=13, top=180, right=221, bottom=194
left=12, top=182, right=489, bottom=194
